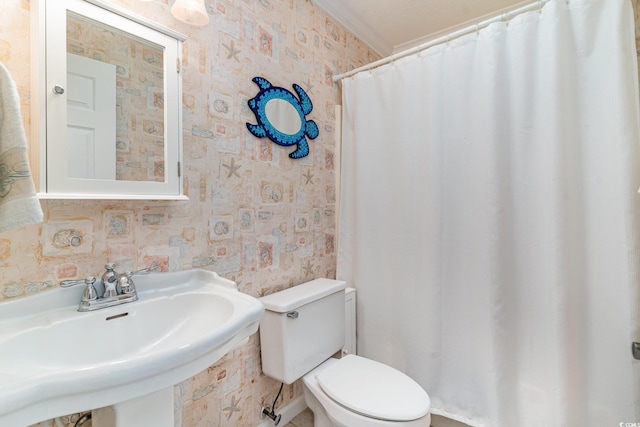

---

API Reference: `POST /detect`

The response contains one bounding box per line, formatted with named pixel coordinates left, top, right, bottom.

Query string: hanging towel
left=0, top=62, right=43, bottom=233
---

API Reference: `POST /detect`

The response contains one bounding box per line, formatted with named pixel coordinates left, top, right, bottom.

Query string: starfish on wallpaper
left=222, top=395, right=241, bottom=419
left=223, top=40, right=241, bottom=61
left=303, top=259, right=315, bottom=277
left=222, top=158, right=241, bottom=178
left=303, top=169, right=314, bottom=185
left=302, top=78, right=314, bottom=93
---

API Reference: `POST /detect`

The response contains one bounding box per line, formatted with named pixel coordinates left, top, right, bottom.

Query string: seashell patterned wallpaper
left=0, top=0, right=378, bottom=426
left=4, top=0, right=640, bottom=426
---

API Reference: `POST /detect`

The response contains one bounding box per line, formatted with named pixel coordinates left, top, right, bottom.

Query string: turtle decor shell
left=246, top=77, right=319, bottom=159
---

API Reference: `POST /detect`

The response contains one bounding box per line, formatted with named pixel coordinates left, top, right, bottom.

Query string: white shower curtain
left=337, top=0, right=640, bottom=425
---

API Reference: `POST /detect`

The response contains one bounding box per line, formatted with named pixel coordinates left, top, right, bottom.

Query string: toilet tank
left=259, top=278, right=346, bottom=384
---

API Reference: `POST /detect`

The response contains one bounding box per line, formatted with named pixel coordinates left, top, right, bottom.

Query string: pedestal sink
left=0, top=269, right=264, bottom=427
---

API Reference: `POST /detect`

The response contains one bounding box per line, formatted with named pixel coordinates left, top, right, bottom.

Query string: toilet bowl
left=259, top=278, right=431, bottom=427
left=302, top=356, right=431, bottom=427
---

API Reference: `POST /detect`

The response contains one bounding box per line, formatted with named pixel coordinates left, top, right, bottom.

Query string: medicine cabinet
left=31, top=0, right=187, bottom=199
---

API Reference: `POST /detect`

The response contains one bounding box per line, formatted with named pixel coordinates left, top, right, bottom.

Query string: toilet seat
left=316, top=355, right=430, bottom=422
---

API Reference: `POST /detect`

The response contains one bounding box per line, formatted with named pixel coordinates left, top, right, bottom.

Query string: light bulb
left=171, top=0, right=209, bottom=26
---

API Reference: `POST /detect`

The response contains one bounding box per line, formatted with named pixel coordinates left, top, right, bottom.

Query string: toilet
left=259, top=278, right=431, bottom=427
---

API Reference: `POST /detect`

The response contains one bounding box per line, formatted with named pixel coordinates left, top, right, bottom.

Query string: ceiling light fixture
left=170, top=0, right=209, bottom=26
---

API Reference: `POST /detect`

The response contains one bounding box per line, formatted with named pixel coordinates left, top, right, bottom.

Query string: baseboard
left=257, top=395, right=308, bottom=427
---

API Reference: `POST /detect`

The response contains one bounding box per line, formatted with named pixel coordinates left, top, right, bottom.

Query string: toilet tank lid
left=260, top=278, right=347, bottom=313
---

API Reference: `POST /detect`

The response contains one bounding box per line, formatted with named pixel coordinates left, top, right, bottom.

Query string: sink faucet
left=61, top=263, right=159, bottom=312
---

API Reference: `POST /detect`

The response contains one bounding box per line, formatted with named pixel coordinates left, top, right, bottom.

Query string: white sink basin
left=0, top=269, right=264, bottom=426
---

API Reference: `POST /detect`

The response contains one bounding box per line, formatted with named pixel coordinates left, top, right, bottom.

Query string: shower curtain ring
left=502, top=12, right=510, bottom=26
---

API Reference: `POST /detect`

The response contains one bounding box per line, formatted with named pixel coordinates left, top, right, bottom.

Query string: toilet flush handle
left=286, top=311, right=299, bottom=319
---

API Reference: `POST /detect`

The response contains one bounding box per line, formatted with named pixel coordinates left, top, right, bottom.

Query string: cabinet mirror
left=32, top=0, right=187, bottom=199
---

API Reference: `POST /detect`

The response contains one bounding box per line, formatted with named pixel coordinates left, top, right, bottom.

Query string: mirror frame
left=31, top=0, right=188, bottom=199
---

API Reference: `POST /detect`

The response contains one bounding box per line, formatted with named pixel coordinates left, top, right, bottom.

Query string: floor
left=284, top=408, right=314, bottom=427
left=283, top=409, right=469, bottom=427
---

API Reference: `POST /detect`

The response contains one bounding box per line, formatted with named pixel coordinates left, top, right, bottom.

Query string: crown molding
left=312, top=0, right=391, bottom=57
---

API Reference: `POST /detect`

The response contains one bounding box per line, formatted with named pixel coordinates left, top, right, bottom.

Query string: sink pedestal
left=92, top=388, right=174, bottom=427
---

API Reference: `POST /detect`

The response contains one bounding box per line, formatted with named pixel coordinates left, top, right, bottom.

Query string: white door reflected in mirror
left=66, top=53, right=116, bottom=180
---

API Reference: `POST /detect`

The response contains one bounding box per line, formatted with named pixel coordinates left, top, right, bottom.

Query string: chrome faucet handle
left=117, top=272, right=137, bottom=295
left=81, top=276, right=98, bottom=302
left=131, top=262, right=160, bottom=276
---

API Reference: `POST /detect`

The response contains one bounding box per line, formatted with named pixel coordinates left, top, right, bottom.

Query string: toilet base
left=302, top=359, right=431, bottom=427
left=303, top=386, right=337, bottom=427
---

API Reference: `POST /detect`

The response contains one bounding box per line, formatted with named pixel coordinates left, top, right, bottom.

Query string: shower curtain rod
left=333, top=0, right=550, bottom=82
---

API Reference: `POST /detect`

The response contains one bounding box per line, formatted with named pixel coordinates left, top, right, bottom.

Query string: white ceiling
left=313, top=0, right=533, bottom=57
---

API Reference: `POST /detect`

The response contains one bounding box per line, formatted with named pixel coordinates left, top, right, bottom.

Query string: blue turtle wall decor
left=246, top=77, right=319, bottom=159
